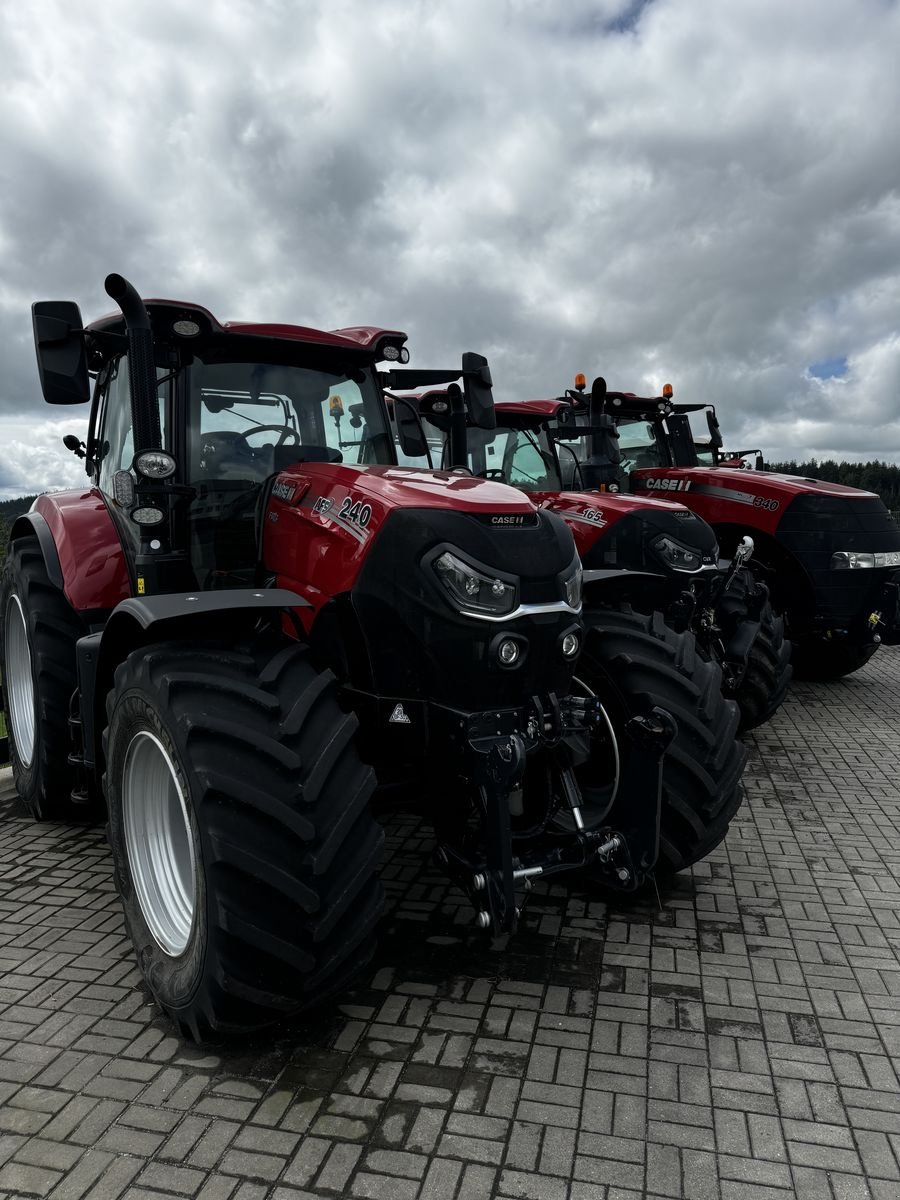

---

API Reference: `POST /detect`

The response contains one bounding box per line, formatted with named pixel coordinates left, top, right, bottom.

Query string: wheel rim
left=122, top=731, right=197, bottom=957
left=5, top=595, right=35, bottom=767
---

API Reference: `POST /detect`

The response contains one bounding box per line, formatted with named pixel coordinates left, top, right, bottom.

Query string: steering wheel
left=243, top=425, right=300, bottom=449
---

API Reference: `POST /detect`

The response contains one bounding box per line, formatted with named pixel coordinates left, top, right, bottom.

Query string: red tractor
left=0, top=277, right=746, bottom=1039
left=395, top=386, right=790, bottom=732
left=549, top=378, right=900, bottom=680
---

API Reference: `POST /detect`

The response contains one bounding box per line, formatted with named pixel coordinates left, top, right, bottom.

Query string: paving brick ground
left=1, top=647, right=899, bottom=1199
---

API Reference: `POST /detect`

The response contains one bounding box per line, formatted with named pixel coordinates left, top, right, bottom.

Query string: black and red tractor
left=399, top=385, right=789, bottom=732
left=0, top=276, right=747, bottom=1039
left=551, top=378, right=900, bottom=680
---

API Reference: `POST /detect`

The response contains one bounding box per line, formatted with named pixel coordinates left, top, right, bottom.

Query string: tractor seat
left=194, top=431, right=268, bottom=481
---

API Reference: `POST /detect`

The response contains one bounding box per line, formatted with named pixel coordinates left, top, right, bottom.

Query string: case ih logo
left=271, top=481, right=297, bottom=502
left=644, top=478, right=693, bottom=492
left=491, top=514, right=528, bottom=526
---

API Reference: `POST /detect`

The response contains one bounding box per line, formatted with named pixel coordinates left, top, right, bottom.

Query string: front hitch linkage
left=441, top=697, right=678, bottom=936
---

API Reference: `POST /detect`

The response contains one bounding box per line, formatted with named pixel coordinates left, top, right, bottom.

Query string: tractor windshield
left=557, top=415, right=668, bottom=475
left=185, top=354, right=392, bottom=588
left=188, top=355, right=392, bottom=480
left=465, top=425, right=561, bottom=492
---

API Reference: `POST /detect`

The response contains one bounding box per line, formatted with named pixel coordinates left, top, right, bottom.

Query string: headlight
left=831, top=550, right=900, bottom=570
left=651, top=534, right=704, bottom=573
left=134, top=450, right=177, bottom=479
left=432, top=550, right=518, bottom=615
left=562, top=559, right=583, bottom=610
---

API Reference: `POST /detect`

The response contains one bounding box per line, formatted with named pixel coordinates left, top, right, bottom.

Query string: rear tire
left=718, top=570, right=792, bottom=732
left=791, top=639, right=878, bottom=681
left=0, top=535, right=89, bottom=820
left=104, top=637, right=383, bottom=1040
left=578, top=607, right=746, bottom=873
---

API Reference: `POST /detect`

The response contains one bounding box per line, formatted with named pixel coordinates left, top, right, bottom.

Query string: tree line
left=0, top=496, right=38, bottom=563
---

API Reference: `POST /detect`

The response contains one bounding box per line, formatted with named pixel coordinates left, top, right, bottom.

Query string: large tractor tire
left=578, top=607, right=746, bottom=873
left=791, top=639, right=878, bottom=682
left=0, top=535, right=88, bottom=820
left=717, top=570, right=792, bottom=732
left=103, top=637, right=383, bottom=1041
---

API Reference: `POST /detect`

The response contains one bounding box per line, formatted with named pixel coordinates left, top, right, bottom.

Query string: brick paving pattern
left=0, top=646, right=898, bottom=1198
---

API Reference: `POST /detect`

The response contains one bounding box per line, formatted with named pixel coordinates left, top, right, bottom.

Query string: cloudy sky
left=1, top=0, right=899, bottom=497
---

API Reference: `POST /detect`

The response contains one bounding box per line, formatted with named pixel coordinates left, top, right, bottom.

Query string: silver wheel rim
left=122, top=731, right=197, bottom=957
left=5, top=595, right=35, bottom=767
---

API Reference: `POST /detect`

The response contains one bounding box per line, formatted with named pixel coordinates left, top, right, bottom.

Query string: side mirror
left=755, top=454, right=765, bottom=472
left=706, top=408, right=723, bottom=449
left=393, top=397, right=430, bottom=461
left=462, top=352, right=496, bottom=430
left=32, top=301, right=90, bottom=405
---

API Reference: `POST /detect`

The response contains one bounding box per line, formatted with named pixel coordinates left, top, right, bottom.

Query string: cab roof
left=85, top=297, right=407, bottom=358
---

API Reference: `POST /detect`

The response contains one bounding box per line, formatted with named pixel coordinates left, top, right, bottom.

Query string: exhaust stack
left=104, top=274, right=162, bottom=453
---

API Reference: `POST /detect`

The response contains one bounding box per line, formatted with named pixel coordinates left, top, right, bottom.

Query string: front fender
left=27, top=489, right=131, bottom=615
left=80, top=588, right=310, bottom=775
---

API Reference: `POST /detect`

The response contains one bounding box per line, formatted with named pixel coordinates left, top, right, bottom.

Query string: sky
left=1, top=0, right=899, bottom=498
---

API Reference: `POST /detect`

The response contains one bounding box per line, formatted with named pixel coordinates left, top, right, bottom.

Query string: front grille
left=777, top=494, right=900, bottom=625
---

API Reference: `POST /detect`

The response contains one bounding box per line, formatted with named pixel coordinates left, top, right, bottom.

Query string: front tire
left=791, top=639, right=878, bottom=681
left=717, top=570, right=792, bottom=732
left=0, top=536, right=87, bottom=820
left=578, top=607, right=746, bottom=873
left=104, top=637, right=383, bottom=1040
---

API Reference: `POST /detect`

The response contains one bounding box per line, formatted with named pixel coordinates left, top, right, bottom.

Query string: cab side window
left=96, top=358, right=132, bottom=495
left=96, top=357, right=168, bottom=495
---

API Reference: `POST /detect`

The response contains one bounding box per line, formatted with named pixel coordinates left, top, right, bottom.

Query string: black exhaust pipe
left=580, top=376, right=621, bottom=490
left=104, top=274, right=162, bottom=453
left=103, top=274, right=189, bottom=596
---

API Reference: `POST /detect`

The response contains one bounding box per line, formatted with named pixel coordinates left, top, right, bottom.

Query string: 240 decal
left=338, top=497, right=373, bottom=528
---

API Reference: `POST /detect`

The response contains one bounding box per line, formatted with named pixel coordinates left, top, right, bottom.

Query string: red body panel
left=34, top=490, right=131, bottom=612
left=263, top=463, right=539, bottom=628
left=498, top=399, right=571, bottom=418
left=631, top=467, right=880, bottom=536
left=529, top=489, right=691, bottom=557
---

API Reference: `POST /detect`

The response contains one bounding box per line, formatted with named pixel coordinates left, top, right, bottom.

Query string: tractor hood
left=633, top=465, right=881, bottom=504
left=276, top=461, right=538, bottom=516
left=532, top=489, right=718, bottom=573
left=707, top=468, right=881, bottom=500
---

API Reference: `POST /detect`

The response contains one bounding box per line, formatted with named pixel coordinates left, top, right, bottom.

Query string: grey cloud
left=0, top=0, right=898, bottom=494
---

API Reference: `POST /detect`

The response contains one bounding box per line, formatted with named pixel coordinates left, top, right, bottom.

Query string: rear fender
left=80, top=588, right=309, bottom=776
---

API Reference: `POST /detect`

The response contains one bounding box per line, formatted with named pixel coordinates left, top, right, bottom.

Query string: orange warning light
left=662, top=383, right=673, bottom=399
left=574, top=373, right=586, bottom=391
